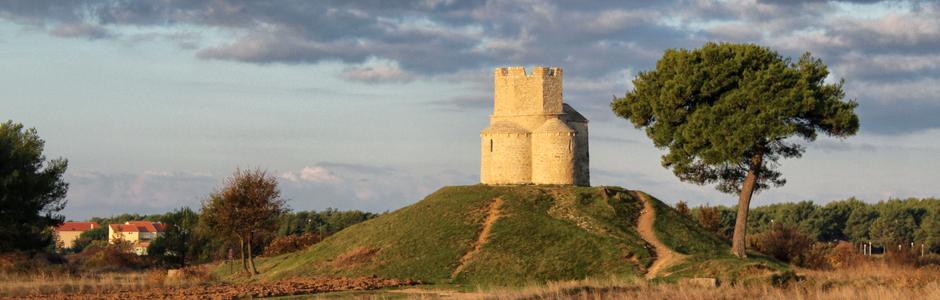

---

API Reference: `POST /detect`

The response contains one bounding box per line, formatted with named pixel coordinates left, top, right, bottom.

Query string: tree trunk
left=248, top=236, right=259, bottom=274
left=239, top=237, right=249, bottom=274
left=732, top=152, right=764, bottom=258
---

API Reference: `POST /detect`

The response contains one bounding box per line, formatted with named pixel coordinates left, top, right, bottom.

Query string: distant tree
left=72, top=227, right=107, bottom=252
left=870, top=210, right=917, bottom=248
left=150, top=207, right=199, bottom=268
left=845, top=206, right=878, bottom=242
left=918, top=208, right=940, bottom=253
left=201, top=169, right=286, bottom=275
left=0, top=121, right=69, bottom=253
left=675, top=201, right=691, bottom=217
left=612, top=43, right=860, bottom=257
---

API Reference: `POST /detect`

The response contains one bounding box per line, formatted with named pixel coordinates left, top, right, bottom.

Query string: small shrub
left=675, top=201, right=690, bottom=217
left=828, top=241, right=861, bottom=268
left=697, top=205, right=721, bottom=235
left=751, top=223, right=813, bottom=264
left=800, top=242, right=833, bottom=269
left=263, top=232, right=325, bottom=256
left=770, top=270, right=804, bottom=287
left=73, top=242, right=150, bottom=272
left=884, top=246, right=917, bottom=266
left=917, top=253, right=940, bottom=266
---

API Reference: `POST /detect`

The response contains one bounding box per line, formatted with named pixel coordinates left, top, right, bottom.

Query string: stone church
left=480, top=66, right=589, bottom=186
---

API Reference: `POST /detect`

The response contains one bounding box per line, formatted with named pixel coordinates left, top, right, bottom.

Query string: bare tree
left=201, top=168, right=286, bottom=275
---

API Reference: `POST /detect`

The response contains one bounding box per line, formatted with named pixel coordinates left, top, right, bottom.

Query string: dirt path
left=634, top=192, right=685, bottom=279
left=451, top=197, right=503, bottom=278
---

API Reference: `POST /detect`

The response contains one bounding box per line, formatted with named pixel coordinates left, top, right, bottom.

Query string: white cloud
left=281, top=166, right=340, bottom=183
left=340, top=59, right=416, bottom=84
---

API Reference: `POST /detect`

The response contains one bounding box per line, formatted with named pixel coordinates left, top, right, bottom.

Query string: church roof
left=563, top=104, right=588, bottom=123
left=482, top=121, right=529, bottom=134
left=534, top=118, right=575, bottom=133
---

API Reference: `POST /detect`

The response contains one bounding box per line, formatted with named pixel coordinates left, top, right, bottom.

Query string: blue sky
left=2, top=0, right=939, bottom=220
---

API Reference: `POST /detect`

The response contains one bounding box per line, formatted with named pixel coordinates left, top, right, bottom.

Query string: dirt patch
left=633, top=192, right=686, bottom=279
left=332, top=247, right=380, bottom=268
left=451, top=197, right=503, bottom=278
left=7, top=276, right=420, bottom=299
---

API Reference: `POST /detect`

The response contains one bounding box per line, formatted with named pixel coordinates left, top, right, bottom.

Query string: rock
left=680, top=277, right=720, bottom=288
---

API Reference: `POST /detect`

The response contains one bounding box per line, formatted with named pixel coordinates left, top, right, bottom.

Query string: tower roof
left=482, top=121, right=529, bottom=134
left=534, top=118, right=575, bottom=133
left=563, top=104, right=588, bottom=123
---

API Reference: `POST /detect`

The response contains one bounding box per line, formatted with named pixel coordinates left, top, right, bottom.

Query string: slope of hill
left=215, top=185, right=785, bottom=286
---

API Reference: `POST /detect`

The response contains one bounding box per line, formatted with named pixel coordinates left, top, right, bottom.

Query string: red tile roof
left=109, top=221, right=166, bottom=233
left=56, top=222, right=101, bottom=232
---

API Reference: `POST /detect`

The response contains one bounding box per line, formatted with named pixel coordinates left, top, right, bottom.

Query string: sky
left=1, top=0, right=939, bottom=220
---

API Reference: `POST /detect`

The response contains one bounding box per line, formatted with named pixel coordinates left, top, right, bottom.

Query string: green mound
left=217, top=185, right=785, bottom=286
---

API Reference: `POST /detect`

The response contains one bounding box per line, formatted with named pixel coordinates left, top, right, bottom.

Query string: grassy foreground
left=216, top=185, right=785, bottom=286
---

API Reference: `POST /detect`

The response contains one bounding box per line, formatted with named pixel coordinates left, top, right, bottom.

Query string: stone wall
left=569, top=121, right=590, bottom=186
left=481, top=128, right=532, bottom=184
left=531, top=119, right=576, bottom=184
left=493, top=66, right=563, bottom=117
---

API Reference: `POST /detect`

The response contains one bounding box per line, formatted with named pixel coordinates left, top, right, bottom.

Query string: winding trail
left=634, top=192, right=686, bottom=279
left=451, top=197, right=503, bottom=279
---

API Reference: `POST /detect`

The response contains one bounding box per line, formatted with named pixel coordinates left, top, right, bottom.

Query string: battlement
left=493, top=66, right=564, bottom=117
left=495, top=66, right=563, bottom=78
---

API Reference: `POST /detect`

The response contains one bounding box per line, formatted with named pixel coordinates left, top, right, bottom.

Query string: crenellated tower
left=481, top=66, right=589, bottom=186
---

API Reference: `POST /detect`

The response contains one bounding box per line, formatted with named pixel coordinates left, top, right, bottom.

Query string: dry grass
left=0, top=272, right=158, bottom=297
left=0, top=266, right=213, bottom=298
left=429, top=262, right=940, bottom=300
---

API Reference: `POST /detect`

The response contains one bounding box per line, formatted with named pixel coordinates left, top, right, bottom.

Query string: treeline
left=70, top=207, right=379, bottom=267
left=678, top=197, right=940, bottom=252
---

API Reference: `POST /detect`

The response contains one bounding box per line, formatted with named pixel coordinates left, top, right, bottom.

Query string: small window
left=568, top=140, right=572, bottom=152
left=490, top=139, right=494, bottom=152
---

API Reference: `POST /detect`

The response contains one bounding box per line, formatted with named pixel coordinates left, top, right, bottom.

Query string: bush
left=751, top=223, right=813, bottom=264
left=0, top=251, right=68, bottom=274
left=72, top=242, right=150, bottom=272
left=800, top=242, right=833, bottom=269
left=884, top=245, right=917, bottom=266
left=263, top=232, right=324, bottom=256
left=827, top=241, right=861, bottom=268
left=770, top=270, right=804, bottom=287
left=918, top=253, right=940, bottom=267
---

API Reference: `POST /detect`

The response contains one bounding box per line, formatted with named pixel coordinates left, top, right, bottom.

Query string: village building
left=481, top=66, right=590, bottom=186
left=108, top=221, right=167, bottom=255
left=54, top=222, right=101, bottom=249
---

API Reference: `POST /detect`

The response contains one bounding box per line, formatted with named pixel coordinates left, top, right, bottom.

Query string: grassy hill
left=215, top=185, right=786, bottom=286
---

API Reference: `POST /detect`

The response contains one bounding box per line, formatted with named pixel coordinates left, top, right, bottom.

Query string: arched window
left=568, top=140, right=572, bottom=152
left=490, top=139, right=494, bottom=152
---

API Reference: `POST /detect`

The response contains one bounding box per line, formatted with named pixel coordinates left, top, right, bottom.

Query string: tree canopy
left=0, top=121, right=69, bottom=252
left=201, top=168, right=286, bottom=275
left=612, top=43, right=859, bottom=257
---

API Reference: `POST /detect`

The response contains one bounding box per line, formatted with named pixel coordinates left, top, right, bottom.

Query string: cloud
left=432, top=94, right=490, bottom=112
left=280, top=166, right=340, bottom=183
left=340, top=60, right=417, bottom=84
left=3, top=0, right=940, bottom=134
left=49, top=22, right=113, bottom=39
